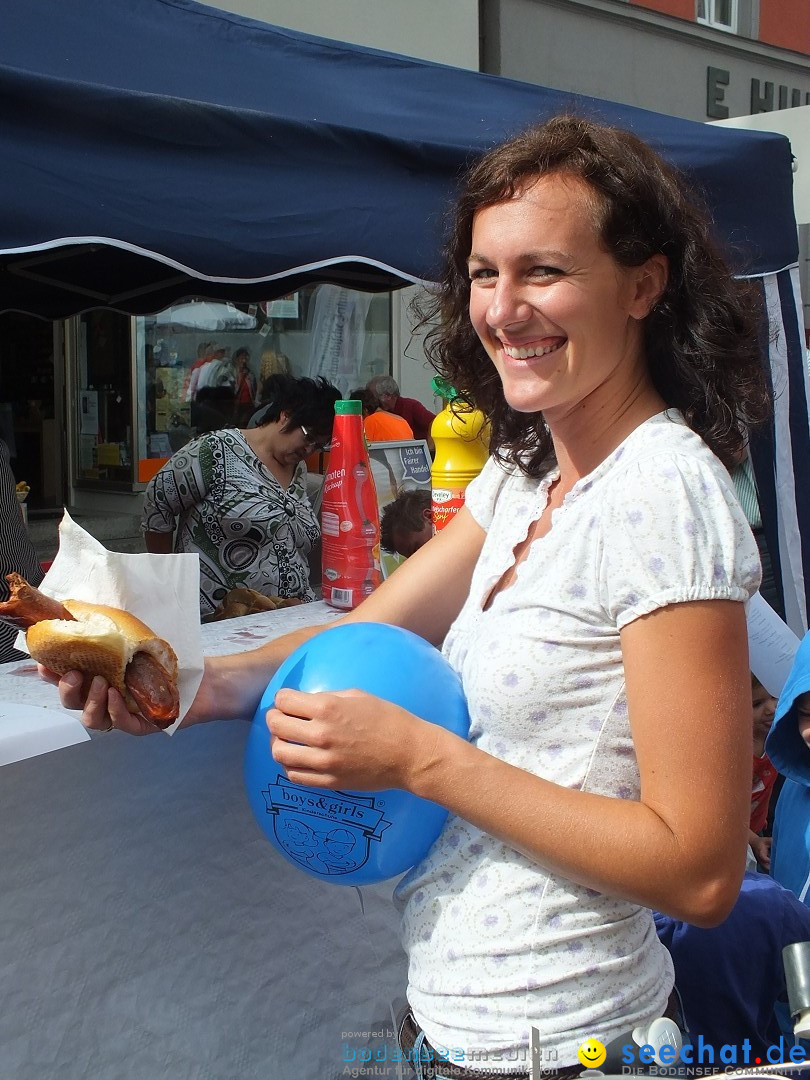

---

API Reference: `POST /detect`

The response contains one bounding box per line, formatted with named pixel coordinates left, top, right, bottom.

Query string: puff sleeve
left=599, top=451, right=762, bottom=629
left=141, top=433, right=217, bottom=534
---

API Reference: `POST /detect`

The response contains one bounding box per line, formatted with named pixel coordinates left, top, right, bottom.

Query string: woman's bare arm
left=53, top=505, right=486, bottom=733
left=144, top=530, right=174, bottom=554
left=270, top=598, right=751, bottom=925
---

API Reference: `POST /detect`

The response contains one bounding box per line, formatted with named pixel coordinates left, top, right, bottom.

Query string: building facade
left=481, top=0, right=810, bottom=122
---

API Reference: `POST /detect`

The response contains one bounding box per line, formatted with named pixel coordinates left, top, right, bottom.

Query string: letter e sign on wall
left=707, top=66, right=730, bottom=119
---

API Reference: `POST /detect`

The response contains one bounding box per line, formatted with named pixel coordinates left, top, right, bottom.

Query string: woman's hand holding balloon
left=244, top=623, right=470, bottom=885
left=267, top=687, right=447, bottom=793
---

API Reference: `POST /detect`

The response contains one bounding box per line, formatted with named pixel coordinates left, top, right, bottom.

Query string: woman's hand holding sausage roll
left=43, top=670, right=165, bottom=736
left=49, top=632, right=324, bottom=736
left=18, top=564, right=326, bottom=735
left=0, top=574, right=180, bottom=732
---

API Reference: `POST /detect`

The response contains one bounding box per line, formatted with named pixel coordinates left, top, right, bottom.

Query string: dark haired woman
left=59, top=117, right=768, bottom=1075
left=142, top=375, right=339, bottom=619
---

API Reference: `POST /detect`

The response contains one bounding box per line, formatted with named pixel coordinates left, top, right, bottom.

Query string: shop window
left=135, top=287, right=392, bottom=470
left=697, top=0, right=737, bottom=31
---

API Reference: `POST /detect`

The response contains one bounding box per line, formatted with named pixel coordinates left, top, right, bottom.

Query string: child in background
left=764, top=632, right=810, bottom=900
left=654, top=870, right=810, bottom=1055
left=749, top=675, right=778, bottom=870
left=380, top=489, right=432, bottom=559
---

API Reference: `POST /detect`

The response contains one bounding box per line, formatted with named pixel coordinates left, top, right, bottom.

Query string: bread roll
left=26, top=601, right=179, bottom=728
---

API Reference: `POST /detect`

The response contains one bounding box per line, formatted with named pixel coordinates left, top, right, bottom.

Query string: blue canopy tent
left=0, top=0, right=808, bottom=630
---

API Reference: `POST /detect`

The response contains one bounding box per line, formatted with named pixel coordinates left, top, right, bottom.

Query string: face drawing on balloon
left=323, top=828, right=356, bottom=856
left=279, top=818, right=317, bottom=857
left=313, top=828, right=359, bottom=872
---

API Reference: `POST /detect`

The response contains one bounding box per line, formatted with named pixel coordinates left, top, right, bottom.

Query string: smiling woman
left=55, top=116, right=769, bottom=1079
left=427, top=115, right=769, bottom=478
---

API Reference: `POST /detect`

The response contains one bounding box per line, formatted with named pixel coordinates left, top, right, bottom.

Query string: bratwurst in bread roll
left=0, top=574, right=179, bottom=728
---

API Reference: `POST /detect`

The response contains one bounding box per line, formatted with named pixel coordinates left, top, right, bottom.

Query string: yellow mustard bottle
left=430, top=377, right=489, bottom=532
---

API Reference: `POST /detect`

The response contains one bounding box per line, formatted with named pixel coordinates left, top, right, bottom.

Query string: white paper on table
left=746, top=590, right=802, bottom=698
left=14, top=511, right=203, bottom=734
left=0, top=701, right=91, bottom=766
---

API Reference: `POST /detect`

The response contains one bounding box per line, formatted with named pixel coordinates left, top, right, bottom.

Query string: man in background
left=0, top=437, right=44, bottom=664
left=351, top=387, right=413, bottom=443
left=367, top=375, right=435, bottom=449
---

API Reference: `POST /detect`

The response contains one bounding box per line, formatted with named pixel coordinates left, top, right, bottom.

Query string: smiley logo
left=577, top=1039, right=606, bottom=1069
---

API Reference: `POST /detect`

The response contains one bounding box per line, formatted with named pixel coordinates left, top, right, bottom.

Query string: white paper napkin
left=15, top=511, right=203, bottom=733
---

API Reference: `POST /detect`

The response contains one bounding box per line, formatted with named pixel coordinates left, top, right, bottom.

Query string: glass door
left=70, top=310, right=138, bottom=489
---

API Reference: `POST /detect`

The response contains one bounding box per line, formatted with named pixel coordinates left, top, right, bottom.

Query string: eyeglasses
left=299, top=424, right=330, bottom=452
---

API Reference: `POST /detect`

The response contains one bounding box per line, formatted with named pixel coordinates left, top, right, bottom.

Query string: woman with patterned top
left=141, top=374, right=339, bottom=619
left=56, top=117, right=768, bottom=1079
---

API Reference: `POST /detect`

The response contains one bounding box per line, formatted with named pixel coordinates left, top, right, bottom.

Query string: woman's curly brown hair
left=414, top=114, right=771, bottom=474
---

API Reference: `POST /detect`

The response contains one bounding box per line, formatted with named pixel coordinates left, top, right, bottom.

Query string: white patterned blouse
left=395, top=410, right=761, bottom=1069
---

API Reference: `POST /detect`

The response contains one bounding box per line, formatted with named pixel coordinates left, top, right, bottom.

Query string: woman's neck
left=547, top=377, right=666, bottom=491
left=242, top=427, right=295, bottom=488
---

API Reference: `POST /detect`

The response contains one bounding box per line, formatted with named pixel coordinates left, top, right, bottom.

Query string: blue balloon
left=244, top=622, right=469, bottom=885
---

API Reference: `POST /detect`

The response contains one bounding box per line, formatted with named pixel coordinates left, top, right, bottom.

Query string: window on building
left=697, top=0, right=737, bottom=32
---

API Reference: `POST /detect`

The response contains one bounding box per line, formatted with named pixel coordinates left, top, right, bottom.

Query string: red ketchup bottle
left=321, top=399, right=381, bottom=610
